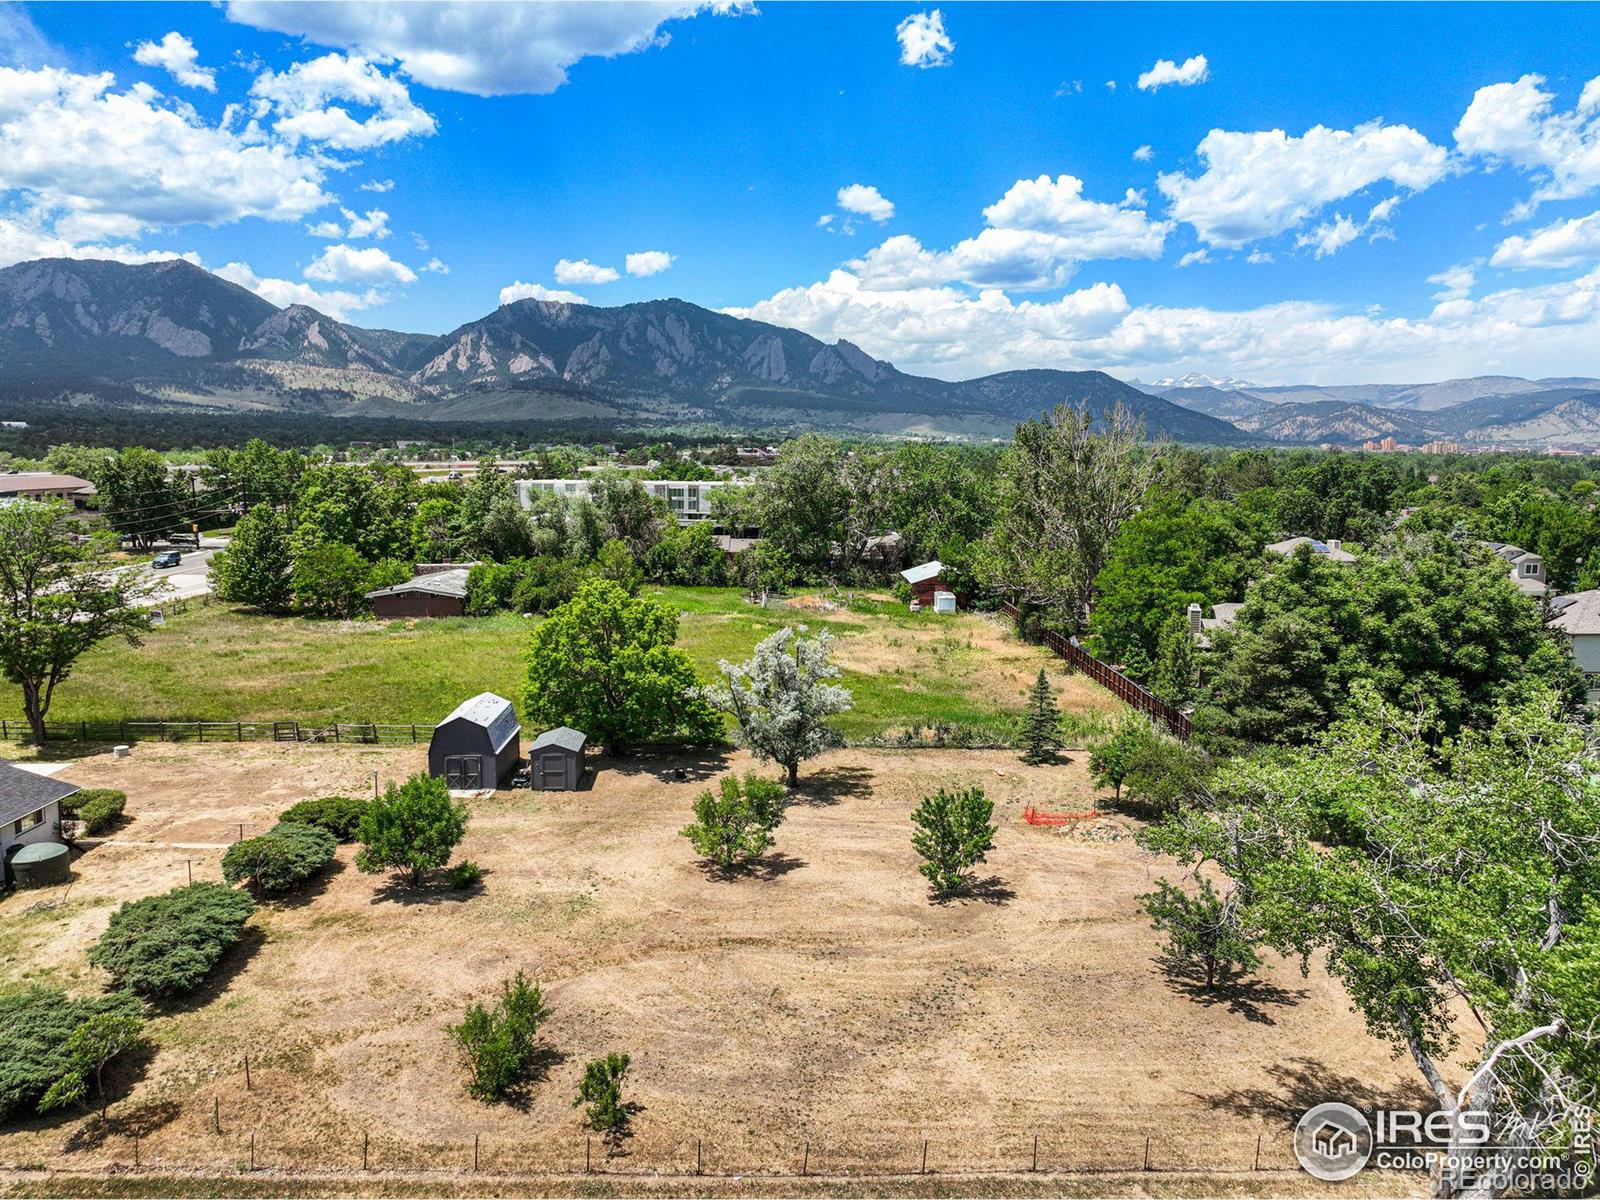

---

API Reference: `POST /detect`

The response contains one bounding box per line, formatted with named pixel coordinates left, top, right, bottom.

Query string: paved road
left=120, top=538, right=228, bottom=609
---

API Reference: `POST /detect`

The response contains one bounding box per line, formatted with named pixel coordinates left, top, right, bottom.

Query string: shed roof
left=530, top=726, right=587, bottom=753
left=1550, top=589, right=1600, bottom=636
left=900, top=559, right=944, bottom=585
left=366, top=567, right=471, bottom=600
left=0, top=758, right=80, bottom=826
left=437, top=692, right=520, bottom=752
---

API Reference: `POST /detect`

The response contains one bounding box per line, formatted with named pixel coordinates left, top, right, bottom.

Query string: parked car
left=152, top=551, right=181, bottom=568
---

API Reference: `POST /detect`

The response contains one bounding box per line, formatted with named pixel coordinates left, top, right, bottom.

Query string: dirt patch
left=1, top=744, right=1433, bottom=1185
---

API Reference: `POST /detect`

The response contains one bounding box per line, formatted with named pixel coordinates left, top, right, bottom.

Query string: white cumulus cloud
left=215, top=260, right=383, bottom=320
left=895, top=10, right=953, bottom=69
left=303, top=243, right=416, bottom=284
left=250, top=52, right=436, bottom=150
left=1158, top=119, right=1450, bottom=249
left=1454, top=73, right=1600, bottom=217
left=500, top=280, right=587, bottom=305
left=1132, top=144, right=1154, bottom=162
left=837, top=183, right=895, bottom=223
left=359, top=178, right=394, bottom=193
left=226, top=1, right=748, bottom=97
left=554, top=257, right=620, bottom=284
left=1427, top=263, right=1476, bottom=300
left=1136, top=55, right=1208, bottom=92
left=1490, top=208, right=1600, bottom=270
left=625, top=249, right=674, bottom=276
left=133, top=32, right=216, bottom=92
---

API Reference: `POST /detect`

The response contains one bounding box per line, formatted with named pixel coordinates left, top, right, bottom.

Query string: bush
left=1122, top=737, right=1213, bottom=816
left=679, top=773, right=786, bottom=873
left=449, top=972, right=549, bottom=1103
left=355, top=773, right=469, bottom=888
left=279, top=795, right=369, bottom=842
left=1141, top=877, right=1260, bottom=991
left=445, top=860, right=482, bottom=890
left=221, top=823, right=337, bottom=894
left=1088, top=717, right=1160, bottom=801
left=87, top=883, right=255, bottom=998
left=64, top=789, right=126, bottom=835
left=0, top=988, right=143, bottom=1121
left=909, top=785, right=996, bottom=898
left=574, top=1052, right=631, bottom=1134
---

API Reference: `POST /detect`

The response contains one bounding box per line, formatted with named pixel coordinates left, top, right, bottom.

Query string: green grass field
left=5, top=588, right=1122, bottom=742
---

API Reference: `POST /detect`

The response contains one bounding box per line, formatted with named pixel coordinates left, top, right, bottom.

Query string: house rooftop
left=366, top=566, right=471, bottom=600
left=900, top=560, right=944, bottom=585
left=0, top=758, right=80, bottom=827
left=0, top=472, right=93, bottom=495
left=1266, top=536, right=1356, bottom=563
left=1550, top=589, right=1600, bottom=636
left=438, top=692, right=520, bottom=752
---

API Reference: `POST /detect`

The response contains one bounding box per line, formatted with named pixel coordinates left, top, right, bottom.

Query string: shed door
left=538, top=752, right=567, bottom=790
left=444, top=755, right=482, bottom=789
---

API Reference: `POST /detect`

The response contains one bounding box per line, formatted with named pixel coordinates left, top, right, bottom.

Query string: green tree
left=588, top=471, right=669, bottom=557
left=524, top=579, right=719, bottom=755
left=1140, top=877, right=1260, bottom=992
left=1088, top=717, right=1158, bottom=802
left=574, top=1052, right=631, bottom=1135
left=1121, top=736, right=1212, bottom=816
left=641, top=521, right=725, bottom=586
left=38, top=1013, right=145, bottom=1118
left=278, top=795, right=369, bottom=841
left=0, top=502, right=154, bottom=746
left=751, top=435, right=846, bottom=574
left=410, top=496, right=462, bottom=562
left=97, top=447, right=188, bottom=549
left=1018, top=670, right=1064, bottom=765
left=1144, top=689, right=1600, bottom=1190
left=980, top=401, right=1158, bottom=629
left=704, top=626, right=852, bottom=786
left=680, top=773, right=787, bottom=872
left=290, top=464, right=415, bottom=563
left=355, top=773, right=469, bottom=888
left=203, top=440, right=304, bottom=510
left=736, top=541, right=794, bottom=602
left=1149, top=612, right=1199, bottom=706
left=449, top=972, right=550, bottom=1103
left=42, top=443, right=112, bottom=484
left=592, top=538, right=641, bottom=592
left=910, top=785, right=997, bottom=898
left=291, top=541, right=373, bottom=617
left=209, top=504, right=292, bottom=612
left=0, top=988, right=144, bottom=1121
left=88, top=883, right=255, bottom=997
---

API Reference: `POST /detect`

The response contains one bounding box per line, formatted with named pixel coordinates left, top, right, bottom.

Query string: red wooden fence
left=998, top=600, right=1193, bottom=742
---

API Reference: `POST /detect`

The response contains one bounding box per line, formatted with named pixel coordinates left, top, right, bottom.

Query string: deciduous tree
left=680, top=773, right=787, bottom=872
left=705, top=626, right=852, bottom=786
left=355, top=773, right=469, bottom=888
left=910, top=785, right=996, bottom=899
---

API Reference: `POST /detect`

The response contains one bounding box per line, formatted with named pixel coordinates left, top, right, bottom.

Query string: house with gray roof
left=1266, top=536, right=1357, bottom=563
left=1549, top=589, right=1600, bottom=704
left=367, top=566, right=471, bottom=618
left=1481, top=542, right=1548, bottom=596
left=1, top=758, right=77, bottom=863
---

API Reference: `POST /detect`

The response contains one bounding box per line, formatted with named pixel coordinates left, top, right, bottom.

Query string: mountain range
left=1, top=257, right=1596, bottom=448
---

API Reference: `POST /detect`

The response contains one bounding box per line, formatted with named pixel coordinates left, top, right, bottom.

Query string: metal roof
left=366, top=567, right=471, bottom=600
left=0, top=758, right=80, bottom=827
left=530, top=726, right=587, bottom=753
left=900, top=560, right=944, bottom=585
left=437, top=692, right=520, bottom=752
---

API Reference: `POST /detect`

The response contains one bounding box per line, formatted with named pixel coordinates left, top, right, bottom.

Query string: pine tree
left=1151, top=612, right=1198, bottom=707
left=1018, top=669, right=1064, bottom=765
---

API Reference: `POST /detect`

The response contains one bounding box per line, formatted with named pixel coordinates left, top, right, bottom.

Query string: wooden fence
left=998, top=601, right=1193, bottom=741
left=0, top=718, right=431, bottom=746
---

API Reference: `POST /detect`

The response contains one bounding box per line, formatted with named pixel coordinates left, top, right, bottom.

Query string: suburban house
left=1480, top=542, right=1548, bottom=596
left=1187, top=600, right=1245, bottom=647
left=1265, top=536, right=1357, bottom=563
left=0, top=471, right=94, bottom=507
left=1, top=758, right=77, bottom=867
left=516, top=478, right=748, bottom=524
left=427, top=692, right=521, bottom=789
left=366, top=566, right=471, bottom=618
left=1549, top=589, right=1600, bottom=704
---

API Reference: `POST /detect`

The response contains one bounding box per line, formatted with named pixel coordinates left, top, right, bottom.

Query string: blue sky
left=1, top=1, right=1597, bottom=383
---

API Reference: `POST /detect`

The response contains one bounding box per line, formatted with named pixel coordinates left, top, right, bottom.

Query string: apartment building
left=516, top=477, right=748, bottom=524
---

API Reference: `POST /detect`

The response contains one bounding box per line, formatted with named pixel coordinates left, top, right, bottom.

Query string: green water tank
left=8, top=841, right=71, bottom=888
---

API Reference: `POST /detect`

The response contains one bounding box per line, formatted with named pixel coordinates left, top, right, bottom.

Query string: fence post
left=199, top=722, right=204, bottom=744
left=243, top=1053, right=251, bottom=1090
left=696, top=1137, right=702, bottom=1176
left=81, top=719, right=88, bottom=741
left=133, top=1133, right=140, bottom=1169
left=250, top=1131, right=256, bottom=1171
left=474, top=1133, right=480, bottom=1171
left=362, top=1131, right=368, bottom=1171
left=802, top=1140, right=809, bottom=1176
left=1254, top=1133, right=1261, bottom=1171
left=1143, top=1135, right=1151, bottom=1171
left=585, top=1136, right=591, bottom=1174
left=237, top=721, right=242, bottom=742
left=921, top=1138, right=928, bottom=1174
left=212, top=1096, right=221, bottom=1134
left=1032, top=1134, right=1038, bottom=1172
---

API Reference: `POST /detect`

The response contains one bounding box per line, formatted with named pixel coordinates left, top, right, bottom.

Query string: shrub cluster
left=574, top=1052, right=632, bottom=1134
left=278, top=795, right=370, bottom=842
left=448, top=972, right=549, bottom=1103
left=87, top=883, right=255, bottom=998
left=0, top=988, right=143, bottom=1121
left=222, top=823, right=337, bottom=894
left=63, top=789, right=126, bottom=835
left=679, top=773, right=786, bottom=872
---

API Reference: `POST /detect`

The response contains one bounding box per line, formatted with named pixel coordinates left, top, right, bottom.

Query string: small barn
left=428, top=693, right=520, bottom=789
left=529, top=727, right=587, bottom=791
left=1, top=758, right=77, bottom=885
left=367, top=567, right=471, bottom=618
left=900, top=559, right=947, bottom=608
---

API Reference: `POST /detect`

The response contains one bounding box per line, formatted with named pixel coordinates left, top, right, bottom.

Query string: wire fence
left=0, top=718, right=430, bottom=746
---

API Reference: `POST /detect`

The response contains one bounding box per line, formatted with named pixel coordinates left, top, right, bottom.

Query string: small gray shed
left=428, top=693, right=520, bottom=789
left=530, top=727, right=587, bottom=791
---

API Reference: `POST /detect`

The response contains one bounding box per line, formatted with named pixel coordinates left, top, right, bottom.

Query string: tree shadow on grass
left=368, top=870, right=486, bottom=907
left=692, top=851, right=808, bottom=883
left=259, top=857, right=346, bottom=909
left=487, top=1045, right=570, bottom=1113
left=597, top=750, right=730, bottom=785
left=1154, top=954, right=1309, bottom=1025
left=62, top=1091, right=176, bottom=1152
left=789, top=765, right=873, bottom=807
left=930, top=875, right=1016, bottom=906
left=1196, top=1056, right=1435, bottom=1122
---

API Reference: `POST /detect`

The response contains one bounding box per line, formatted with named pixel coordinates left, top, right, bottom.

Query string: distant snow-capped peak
left=1152, top=373, right=1259, bottom=391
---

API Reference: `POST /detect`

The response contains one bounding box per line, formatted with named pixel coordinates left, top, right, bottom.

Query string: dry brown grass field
left=0, top=743, right=1435, bottom=1196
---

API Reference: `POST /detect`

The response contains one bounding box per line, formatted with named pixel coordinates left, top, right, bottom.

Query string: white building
left=1480, top=542, right=1548, bottom=596
left=1549, top=590, right=1600, bottom=705
left=516, top=478, right=747, bottom=524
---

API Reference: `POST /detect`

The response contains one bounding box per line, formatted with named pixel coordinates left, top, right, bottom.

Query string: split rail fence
left=998, top=600, right=1192, bottom=741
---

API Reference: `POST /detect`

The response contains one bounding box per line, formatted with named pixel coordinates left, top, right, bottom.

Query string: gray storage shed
left=530, top=727, right=587, bottom=791
left=428, top=693, right=520, bottom=789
